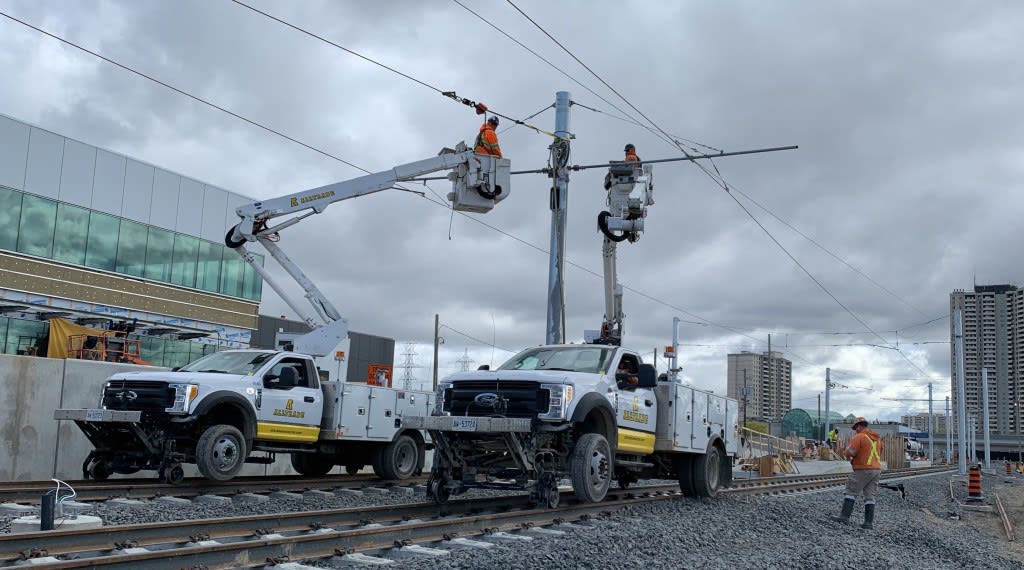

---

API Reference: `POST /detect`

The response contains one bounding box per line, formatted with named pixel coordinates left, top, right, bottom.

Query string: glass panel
left=84, top=211, right=120, bottom=271
left=219, top=247, right=244, bottom=297
left=0, top=316, right=8, bottom=355
left=4, top=318, right=47, bottom=355
left=116, top=220, right=148, bottom=277
left=242, top=253, right=264, bottom=301
left=196, top=241, right=223, bottom=292
left=52, top=202, right=90, bottom=265
left=170, top=234, right=199, bottom=288
left=138, top=336, right=166, bottom=367
left=143, top=227, right=175, bottom=282
left=0, top=187, right=23, bottom=251
left=16, top=194, right=57, bottom=258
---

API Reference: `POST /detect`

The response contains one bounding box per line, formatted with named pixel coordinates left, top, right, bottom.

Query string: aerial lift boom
left=225, top=144, right=510, bottom=356
left=592, top=161, right=654, bottom=345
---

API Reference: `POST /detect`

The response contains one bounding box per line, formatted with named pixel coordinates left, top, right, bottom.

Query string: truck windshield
left=497, top=346, right=615, bottom=374
left=179, top=351, right=275, bottom=375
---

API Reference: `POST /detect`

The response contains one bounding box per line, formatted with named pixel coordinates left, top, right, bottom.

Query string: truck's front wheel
left=196, top=424, right=247, bottom=481
left=291, top=453, right=335, bottom=476
left=375, top=435, right=419, bottom=480
left=571, top=433, right=611, bottom=503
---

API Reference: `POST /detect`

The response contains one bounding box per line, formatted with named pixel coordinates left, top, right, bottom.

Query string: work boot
left=831, top=498, right=855, bottom=524
left=861, top=503, right=875, bottom=530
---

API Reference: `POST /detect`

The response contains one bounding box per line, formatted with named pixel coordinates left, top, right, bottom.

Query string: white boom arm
left=593, top=161, right=654, bottom=345
left=227, top=144, right=511, bottom=356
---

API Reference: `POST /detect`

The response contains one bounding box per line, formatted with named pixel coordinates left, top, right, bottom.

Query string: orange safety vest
left=625, top=151, right=641, bottom=164
left=474, top=124, right=502, bottom=158
left=847, top=429, right=884, bottom=470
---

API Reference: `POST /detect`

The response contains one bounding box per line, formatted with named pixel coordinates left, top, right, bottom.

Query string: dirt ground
left=957, top=470, right=1024, bottom=563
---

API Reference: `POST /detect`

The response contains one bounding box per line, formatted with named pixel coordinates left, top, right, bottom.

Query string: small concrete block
left=269, top=491, right=304, bottom=501
left=486, top=531, right=533, bottom=541
left=341, top=553, right=396, bottom=565
left=191, top=540, right=222, bottom=547
left=0, top=503, right=35, bottom=514
left=412, top=485, right=428, bottom=494
left=362, top=487, right=389, bottom=496
left=335, top=488, right=364, bottom=498
left=118, top=547, right=150, bottom=555
left=194, top=494, right=233, bottom=506
left=389, top=486, right=414, bottom=496
left=19, top=556, right=63, bottom=565
left=398, top=518, right=424, bottom=525
left=303, top=489, right=334, bottom=500
left=60, top=500, right=94, bottom=513
left=232, top=493, right=270, bottom=504
left=523, top=527, right=566, bottom=536
left=449, top=537, right=495, bottom=549
left=106, top=498, right=147, bottom=507
left=10, top=515, right=104, bottom=534
left=394, top=544, right=449, bottom=558
left=257, top=533, right=286, bottom=540
left=154, top=496, right=193, bottom=506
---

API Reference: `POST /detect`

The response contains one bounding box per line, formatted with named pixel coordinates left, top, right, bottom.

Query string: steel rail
left=0, top=466, right=953, bottom=567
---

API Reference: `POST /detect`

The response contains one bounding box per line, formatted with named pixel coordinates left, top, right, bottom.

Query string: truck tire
left=377, top=435, right=419, bottom=480
left=87, top=460, right=111, bottom=482
left=195, top=424, right=247, bottom=481
left=692, top=446, right=722, bottom=498
left=570, top=433, right=611, bottom=503
left=290, top=453, right=335, bottom=476
left=674, top=454, right=695, bottom=496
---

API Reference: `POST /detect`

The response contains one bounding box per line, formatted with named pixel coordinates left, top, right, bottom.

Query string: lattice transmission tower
left=395, top=342, right=424, bottom=390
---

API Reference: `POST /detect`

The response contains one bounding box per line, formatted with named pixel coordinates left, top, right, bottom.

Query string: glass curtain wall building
left=0, top=113, right=264, bottom=366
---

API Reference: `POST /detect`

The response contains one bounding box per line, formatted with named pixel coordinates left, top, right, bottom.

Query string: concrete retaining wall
left=1, top=354, right=301, bottom=482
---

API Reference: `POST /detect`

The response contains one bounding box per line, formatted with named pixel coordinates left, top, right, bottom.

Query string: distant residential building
left=727, top=351, right=792, bottom=423
left=950, top=284, right=1024, bottom=435
left=900, top=412, right=948, bottom=434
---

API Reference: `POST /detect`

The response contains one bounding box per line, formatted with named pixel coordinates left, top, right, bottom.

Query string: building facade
left=899, top=412, right=949, bottom=435
left=0, top=113, right=263, bottom=365
left=950, top=284, right=1024, bottom=436
left=727, top=351, right=792, bottom=423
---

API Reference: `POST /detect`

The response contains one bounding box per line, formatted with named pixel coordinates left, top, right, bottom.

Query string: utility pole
left=432, top=314, right=440, bottom=390
left=954, top=308, right=968, bottom=475
left=545, top=91, right=571, bottom=345
left=817, top=393, right=821, bottom=440
left=945, top=396, right=951, bottom=463
left=824, top=368, right=832, bottom=444
left=668, top=317, right=680, bottom=382
left=982, top=368, right=991, bottom=469
left=928, top=383, right=934, bottom=463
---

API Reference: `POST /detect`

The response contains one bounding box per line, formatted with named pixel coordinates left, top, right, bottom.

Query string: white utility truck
left=55, top=144, right=511, bottom=484
left=407, top=160, right=739, bottom=507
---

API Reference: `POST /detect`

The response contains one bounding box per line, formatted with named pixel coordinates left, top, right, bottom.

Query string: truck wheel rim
left=707, top=450, right=720, bottom=489
left=590, top=446, right=609, bottom=489
left=397, top=442, right=416, bottom=474
left=213, top=437, right=240, bottom=471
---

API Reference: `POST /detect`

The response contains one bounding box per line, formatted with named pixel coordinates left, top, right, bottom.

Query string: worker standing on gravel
left=831, top=416, right=884, bottom=529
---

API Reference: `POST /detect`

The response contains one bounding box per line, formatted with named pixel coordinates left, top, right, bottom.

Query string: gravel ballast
left=2, top=473, right=1021, bottom=569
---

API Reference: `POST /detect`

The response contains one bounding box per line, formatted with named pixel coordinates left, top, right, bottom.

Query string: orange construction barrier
left=966, top=465, right=985, bottom=501
left=1008, top=461, right=1014, bottom=476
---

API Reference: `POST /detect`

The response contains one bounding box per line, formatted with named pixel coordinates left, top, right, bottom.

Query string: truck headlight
left=538, top=383, right=574, bottom=420
left=166, top=383, right=199, bottom=414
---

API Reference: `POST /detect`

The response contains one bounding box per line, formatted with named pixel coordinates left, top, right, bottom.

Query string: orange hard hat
left=853, top=417, right=868, bottom=428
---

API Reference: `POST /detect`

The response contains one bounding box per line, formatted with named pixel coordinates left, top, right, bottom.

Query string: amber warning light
left=335, top=351, right=346, bottom=361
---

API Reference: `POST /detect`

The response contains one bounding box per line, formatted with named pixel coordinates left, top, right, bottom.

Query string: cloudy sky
left=2, top=1, right=1021, bottom=422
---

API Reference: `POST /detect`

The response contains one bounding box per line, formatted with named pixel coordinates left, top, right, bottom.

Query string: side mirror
left=477, top=365, right=490, bottom=371
left=263, top=374, right=280, bottom=387
left=171, top=366, right=181, bottom=372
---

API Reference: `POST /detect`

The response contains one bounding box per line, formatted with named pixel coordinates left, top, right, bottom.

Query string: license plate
left=452, top=417, right=478, bottom=431
left=85, top=409, right=104, bottom=422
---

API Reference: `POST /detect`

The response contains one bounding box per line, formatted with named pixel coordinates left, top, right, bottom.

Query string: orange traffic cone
left=966, top=465, right=984, bottom=501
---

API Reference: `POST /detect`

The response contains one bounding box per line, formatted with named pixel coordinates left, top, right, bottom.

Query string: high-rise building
left=950, top=284, right=1024, bottom=435
left=727, top=351, right=792, bottom=423
left=900, top=412, right=948, bottom=434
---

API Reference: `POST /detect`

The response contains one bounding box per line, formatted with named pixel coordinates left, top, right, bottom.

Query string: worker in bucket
left=474, top=115, right=502, bottom=158
left=831, top=416, right=884, bottom=529
left=604, top=143, right=642, bottom=189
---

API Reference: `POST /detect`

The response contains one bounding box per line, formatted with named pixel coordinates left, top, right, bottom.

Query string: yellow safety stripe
left=617, top=427, right=655, bottom=454
left=256, top=421, right=320, bottom=443
left=864, top=437, right=881, bottom=467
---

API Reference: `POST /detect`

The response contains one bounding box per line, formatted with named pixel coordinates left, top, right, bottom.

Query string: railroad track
left=0, top=466, right=952, bottom=568
left=0, top=474, right=428, bottom=504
